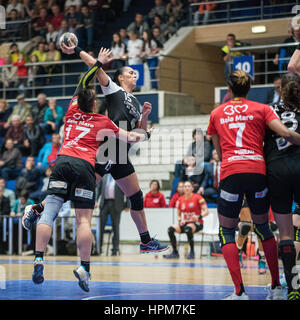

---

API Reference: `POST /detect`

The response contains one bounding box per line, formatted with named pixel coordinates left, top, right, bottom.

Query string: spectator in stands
left=10, top=190, right=34, bottom=254
left=16, top=156, right=41, bottom=197
left=169, top=180, right=184, bottom=208
left=127, top=13, right=149, bottom=38
left=29, top=166, right=52, bottom=202
left=7, top=94, right=32, bottom=125
left=45, top=22, right=59, bottom=44
left=148, top=0, right=166, bottom=22
left=76, top=5, right=95, bottom=50
left=0, top=99, right=12, bottom=137
left=2, top=9, right=23, bottom=39
left=165, top=0, right=182, bottom=22
left=0, top=138, right=23, bottom=180
left=9, top=43, right=21, bottom=63
left=4, top=115, right=24, bottom=150
left=65, top=5, right=82, bottom=31
left=111, top=32, right=127, bottom=70
left=27, top=54, right=45, bottom=95
left=22, top=115, right=45, bottom=156
left=152, top=26, right=166, bottom=48
left=13, top=52, right=28, bottom=94
left=45, top=41, right=62, bottom=76
left=119, top=27, right=129, bottom=46
left=51, top=4, right=65, bottom=30
left=30, top=0, right=47, bottom=21
left=126, top=30, right=144, bottom=65
left=31, top=42, right=47, bottom=63
left=152, top=14, right=168, bottom=36
left=32, top=93, right=48, bottom=124
left=221, top=33, right=243, bottom=84
left=36, top=132, right=61, bottom=170
left=42, top=98, right=63, bottom=133
left=123, top=0, right=132, bottom=12
left=22, top=0, right=35, bottom=19
left=141, top=30, right=160, bottom=89
left=1, top=56, right=17, bottom=99
left=6, top=0, right=23, bottom=18
left=265, top=76, right=281, bottom=105
left=164, top=15, right=179, bottom=39
left=273, top=26, right=300, bottom=72
left=144, top=180, right=167, bottom=208
left=65, top=0, right=82, bottom=12
left=163, top=180, right=209, bottom=259
left=201, top=149, right=220, bottom=202
left=0, top=178, right=16, bottom=210
left=193, top=0, right=217, bottom=26
left=32, top=7, right=51, bottom=37
left=0, top=186, right=11, bottom=253
left=203, top=132, right=213, bottom=162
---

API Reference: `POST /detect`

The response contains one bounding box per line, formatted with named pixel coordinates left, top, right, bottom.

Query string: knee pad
left=129, top=190, right=143, bottom=211
left=294, top=226, right=300, bottom=243
left=37, top=194, right=64, bottom=227
left=219, top=226, right=236, bottom=247
left=253, top=222, right=274, bottom=242
left=239, top=221, right=252, bottom=237
left=168, top=226, right=175, bottom=235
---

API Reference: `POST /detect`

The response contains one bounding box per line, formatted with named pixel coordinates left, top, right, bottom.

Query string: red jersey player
left=23, top=47, right=151, bottom=292
left=207, top=70, right=300, bottom=300
left=163, top=180, right=209, bottom=260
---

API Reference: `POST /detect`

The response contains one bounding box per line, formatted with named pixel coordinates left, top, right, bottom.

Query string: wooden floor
left=0, top=253, right=287, bottom=300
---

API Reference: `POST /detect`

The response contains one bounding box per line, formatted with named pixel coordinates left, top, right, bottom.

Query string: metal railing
left=1, top=18, right=31, bottom=41
left=229, top=42, right=298, bottom=83
left=189, top=0, right=298, bottom=26
left=0, top=215, right=101, bottom=256
left=0, top=57, right=160, bottom=100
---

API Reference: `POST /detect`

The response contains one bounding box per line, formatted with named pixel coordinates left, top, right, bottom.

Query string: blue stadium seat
left=6, top=180, right=16, bottom=191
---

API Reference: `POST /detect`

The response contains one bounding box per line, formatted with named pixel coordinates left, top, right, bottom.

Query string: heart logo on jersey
left=224, top=104, right=248, bottom=115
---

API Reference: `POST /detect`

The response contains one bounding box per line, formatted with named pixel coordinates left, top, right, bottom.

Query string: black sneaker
left=32, top=257, right=44, bottom=284
left=163, top=252, right=179, bottom=259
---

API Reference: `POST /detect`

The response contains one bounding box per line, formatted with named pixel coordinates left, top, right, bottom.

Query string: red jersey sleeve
left=207, top=111, right=217, bottom=135
left=264, top=104, right=279, bottom=125
left=105, top=118, right=120, bottom=133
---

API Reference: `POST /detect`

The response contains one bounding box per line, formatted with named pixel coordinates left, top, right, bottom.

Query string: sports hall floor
left=0, top=253, right=288, bottom=300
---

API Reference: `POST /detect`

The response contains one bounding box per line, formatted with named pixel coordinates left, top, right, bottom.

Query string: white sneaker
left=73, top=265, right=90, bottom=292
left=266, top=285, right=284, bottom=300
left=223, top=292, right=249, bottom=300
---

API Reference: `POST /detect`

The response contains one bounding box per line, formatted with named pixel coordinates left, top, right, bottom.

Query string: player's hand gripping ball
left=59, top=32, right=78, bottom=49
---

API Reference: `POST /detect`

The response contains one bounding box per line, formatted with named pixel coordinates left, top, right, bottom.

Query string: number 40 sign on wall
left=233, top=56, right=255, bottom=79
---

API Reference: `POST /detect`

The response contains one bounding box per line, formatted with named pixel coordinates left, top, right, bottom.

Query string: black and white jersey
left=264, top=101, right=300, bottom=164
left=101, top=77, right=142, bottom=131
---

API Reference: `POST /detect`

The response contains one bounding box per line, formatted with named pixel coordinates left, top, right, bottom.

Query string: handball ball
left=59, top=32, right=78, bottom=48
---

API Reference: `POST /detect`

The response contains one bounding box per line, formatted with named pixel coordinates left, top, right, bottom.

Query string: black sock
left=140, top=231, right=151, bottom=244
left=35, top=251, right=44, bottom=259
left=81, top=261, right=90, bottom=272
left=185, top=227, right=194, bottom=252
left=237, top=283, right=245, bottom=296
left=279, top=240, right=298, bottom=293
left=168, top=227, right=177, bottom=252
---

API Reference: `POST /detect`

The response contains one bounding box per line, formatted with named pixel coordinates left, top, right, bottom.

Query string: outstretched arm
left=61, top=44, right=113, bottom=87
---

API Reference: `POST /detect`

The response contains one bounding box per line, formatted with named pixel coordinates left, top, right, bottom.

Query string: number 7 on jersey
left=229, top=122, right=245, bottom=147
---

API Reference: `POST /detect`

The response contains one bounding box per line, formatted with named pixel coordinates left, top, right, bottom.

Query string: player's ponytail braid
left=228, top=70, right=251, bottom=98
left=281, top=73, right=300, bottom=111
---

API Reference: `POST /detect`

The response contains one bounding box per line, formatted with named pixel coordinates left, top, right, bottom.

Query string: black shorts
left=48, top=155, right=96, bottom=209
left=267, top=157, right=300, bottom=214
left=95, top=160, right=135, bottom=180
left=180, top=222, right=203, bottom=233
left=218, top=173, right=269, bottom=219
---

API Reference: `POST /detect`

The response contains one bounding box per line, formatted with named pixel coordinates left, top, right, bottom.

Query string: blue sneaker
left=22, top=205, right=41, bottom=231
left=32, top=258, right=44, bottom=284
left=258, top=258, right=266, bottom=274
left=140, top=238, right=169, bottom=254
left=163, top=251, right=179, bottom=259
left=73, top=266, right=91, bottom=292
left=187, top=251, right=195, bottom=259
